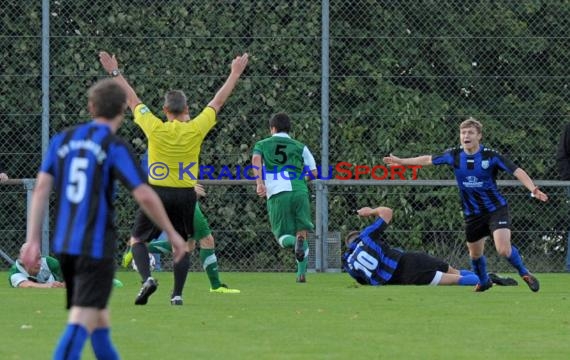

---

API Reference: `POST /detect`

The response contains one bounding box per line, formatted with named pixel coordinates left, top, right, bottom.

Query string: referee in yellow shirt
left=100, top=51, right=248, bottom=305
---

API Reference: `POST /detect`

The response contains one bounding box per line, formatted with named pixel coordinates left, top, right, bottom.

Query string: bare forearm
left=513, top=168, right=537, bottom=192
left=26, top=175, right=52, bottom=243
left=307, top=169, right=318, bottom=181
left=400, top=155, right=433, bottom=166
left=384, top=154, right=432, bottom=167
left=27, top=195, right=46, bottom=242
left=113, top=74, right=141, bottom=112
left=252, top=155, right=264, bottom=185
left=513, top=168, right=548, bottom=201
left=19, top=281, right=50, bottom=288
left=208, top=73, right=241, bottom=112
left=98, top=52, right=141, bottom=111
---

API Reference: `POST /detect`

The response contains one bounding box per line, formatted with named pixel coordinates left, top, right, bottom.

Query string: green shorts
left=267, top=191, right=314, bottom=239
left=192, top=202, right=212, bottom=241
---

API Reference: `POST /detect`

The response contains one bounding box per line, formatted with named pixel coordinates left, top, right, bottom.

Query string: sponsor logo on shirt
left=463, top=175, right=484, bottom=188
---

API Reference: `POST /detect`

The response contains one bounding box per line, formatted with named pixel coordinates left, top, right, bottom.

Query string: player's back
left=42, top=122, right=143, bottom=259
left=254, top=135, right=310, bottom=196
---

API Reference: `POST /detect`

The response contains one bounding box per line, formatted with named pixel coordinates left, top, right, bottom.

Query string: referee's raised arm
left=207, top=53, right=249, bottom=113
left=99, top=51, right=142, bottom=112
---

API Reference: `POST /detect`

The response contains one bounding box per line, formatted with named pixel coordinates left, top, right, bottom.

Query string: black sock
left=172, top=252, right=190, bottom=297
left=132, top=242, right=151, bottom=281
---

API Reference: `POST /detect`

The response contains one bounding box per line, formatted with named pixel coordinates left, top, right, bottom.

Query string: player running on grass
left=383, top=117, right=547, bottom=292
left=251, top=113, right=318, bottom=283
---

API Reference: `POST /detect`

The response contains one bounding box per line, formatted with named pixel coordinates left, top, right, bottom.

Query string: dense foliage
left=1, top=1, right=568, bottom=270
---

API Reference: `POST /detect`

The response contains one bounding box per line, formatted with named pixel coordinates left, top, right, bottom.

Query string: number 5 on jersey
left=66, top=157, right=88, bottom=203
left=274, top=145, right=288, bottom=164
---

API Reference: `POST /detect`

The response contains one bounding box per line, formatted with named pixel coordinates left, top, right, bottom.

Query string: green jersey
left=8, top=256, right=63, bottom=287
left=252, top=133, right=317, bottom=198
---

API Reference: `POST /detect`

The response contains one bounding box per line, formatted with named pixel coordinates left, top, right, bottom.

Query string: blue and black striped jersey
left=342, top=218, right=403, bottom=285
left=40, top=122, right=146, bottom=259
left=432, top=145, right=518, bottom=217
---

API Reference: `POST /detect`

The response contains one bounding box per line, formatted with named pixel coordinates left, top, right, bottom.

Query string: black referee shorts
left=57, top=254, right=115, bottom=309
left=388, top=252, right=449, bottom=285
left=132, top=185, right=197, bottom=241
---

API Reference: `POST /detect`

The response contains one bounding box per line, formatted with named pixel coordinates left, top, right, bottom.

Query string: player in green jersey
left=251, top=113, right=318, bottom=283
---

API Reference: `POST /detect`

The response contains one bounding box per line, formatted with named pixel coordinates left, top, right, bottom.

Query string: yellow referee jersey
left=134, top=103, right=216, bottom=187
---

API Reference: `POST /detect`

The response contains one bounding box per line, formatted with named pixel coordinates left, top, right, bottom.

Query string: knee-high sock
left=200, top=248, right=221, bottom=289
left=172, top=252, right=190, bottom=297
left=296, top=239, right=309, bottom=276
left=471, top=256, right=490, bottom=284
left=460, top=269, right=476, bottom=277
left=53, top=324, right=88, bottom=360
left=91, top=328, right=119, bottom=360
left=458, top=274, right=480, bottom=286
left=506, top=245, right=529, bottom=276
left=132, top=242, right=151, bottom=281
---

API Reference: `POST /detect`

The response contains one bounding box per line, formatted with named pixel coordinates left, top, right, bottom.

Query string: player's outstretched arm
left=513, top=168, right=548, bottom=202
left=383, top=153, right=433, bottom=166
left=22, top=173, right=53, bottom=269
left=99, top=51, right=142, bottom=112
left=208, top=53, right=249, bottom=113
left=18, top=280, right=64, bottom=288
left=357, top=206, right=393, bottom=223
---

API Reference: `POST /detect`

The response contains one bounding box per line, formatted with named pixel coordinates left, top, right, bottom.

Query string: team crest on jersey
left=139, top=106, right=150, bottom=114
left=481, top=160, right=489, bottom=169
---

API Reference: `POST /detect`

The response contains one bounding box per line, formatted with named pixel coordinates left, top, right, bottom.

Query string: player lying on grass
left=9, top=244, right=123, bottom=289
left=342, top=206, right=517, bottom=287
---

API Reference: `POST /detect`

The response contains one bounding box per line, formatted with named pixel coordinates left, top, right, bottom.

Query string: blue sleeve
left=493, top=153, right=518, bottom=174
left=109, top=140, right=146, bottom=191
left=360, top=217, right=388, bottom=242
left=431, top=150, right=454, bottom=166
left=39, top=134, right=63, bottom=175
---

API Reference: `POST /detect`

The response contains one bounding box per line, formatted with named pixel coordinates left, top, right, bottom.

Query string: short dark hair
left=88, top=79, right=127, bottom=119
left=164, top=90, right=187, bottom=116
left=269, top=112, right=291, bottom=133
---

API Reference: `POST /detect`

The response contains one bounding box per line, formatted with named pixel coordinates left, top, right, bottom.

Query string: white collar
left=272, top=132, right=291, bottom=138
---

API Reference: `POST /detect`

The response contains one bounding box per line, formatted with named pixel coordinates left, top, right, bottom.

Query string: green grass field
left=2, top=272, right=569, bottom=359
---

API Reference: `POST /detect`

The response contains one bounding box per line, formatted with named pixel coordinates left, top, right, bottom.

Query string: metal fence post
left=319, top=0, right=330, bottom=272
left=41, top=0, right=50, bottom=256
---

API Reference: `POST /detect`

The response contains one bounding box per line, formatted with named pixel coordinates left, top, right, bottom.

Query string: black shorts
left=464, top=205, right=511, bottom=243
left=132, top=186, right=197, bottom=241
left=388, top=252, right=449, bottom=285
left=57, top=254, right=115, bottom=309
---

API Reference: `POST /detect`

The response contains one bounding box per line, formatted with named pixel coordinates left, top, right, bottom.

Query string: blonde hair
left=460, top=117, right=482, bottom=134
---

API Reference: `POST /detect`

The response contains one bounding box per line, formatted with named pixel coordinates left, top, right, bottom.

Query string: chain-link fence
left=1, top=1, right=569, bottom=272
